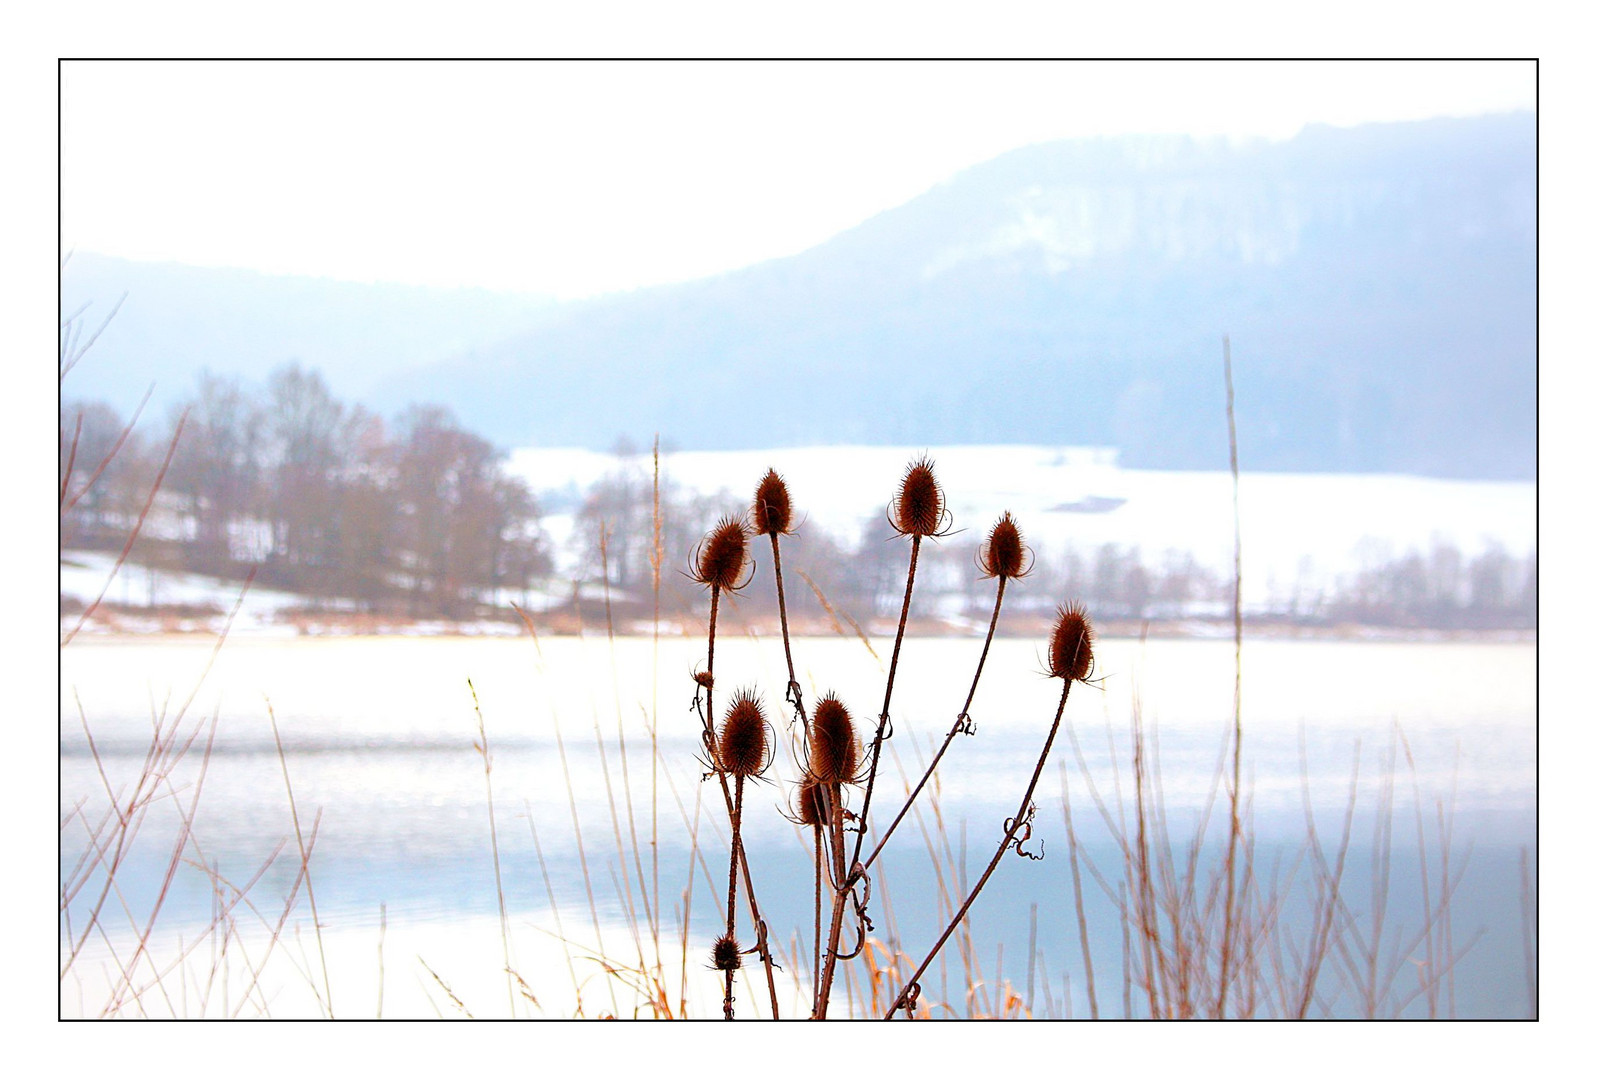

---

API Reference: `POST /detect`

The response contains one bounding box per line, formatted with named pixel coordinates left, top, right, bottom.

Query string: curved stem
left=885, top=678, right=1074, bottom=1019
left=862, top=575, right=1007, bottom=875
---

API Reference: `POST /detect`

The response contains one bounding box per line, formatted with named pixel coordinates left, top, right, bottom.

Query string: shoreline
left=58, top=607, right=1538, bottom=646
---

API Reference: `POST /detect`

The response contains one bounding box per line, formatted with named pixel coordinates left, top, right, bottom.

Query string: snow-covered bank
left=510, top=443, right=1536, bottom=603
left=60, top=445, right=1535, bottom=637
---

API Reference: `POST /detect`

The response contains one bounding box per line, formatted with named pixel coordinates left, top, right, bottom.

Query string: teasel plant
left=806, top=692, right=865, bottom=1017
left=809, top=458, right=952, bottom=1017
left=710, top=688, right=773, bottom=1019
left=884, top=603, right=1095, bottom=1019
left=849, top=458, right=952, bottom=873
left=752, top=469, right=809, bottom=735
left=688, top=516, right=782, bottom=1018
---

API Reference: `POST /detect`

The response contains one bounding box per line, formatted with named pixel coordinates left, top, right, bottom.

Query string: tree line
left=61, top=375, right=1536, bottom=631
left=61, top=363, right=551, bottom=617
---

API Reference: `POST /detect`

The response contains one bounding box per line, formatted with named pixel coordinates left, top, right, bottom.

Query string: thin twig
left=1217, top=333, right=1244, bottom=1018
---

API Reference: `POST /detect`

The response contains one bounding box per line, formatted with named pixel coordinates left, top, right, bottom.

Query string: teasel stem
left=769, top=532, right=808, bottom=734
left=885, top=677, right=1074, bottom=1019
left=699, top=584, right=783, bottom=1018
left=817, top=535, right=919, bottom=1017
left=850, top=534, right=921, bottom=874
left=812, top=820, right=823, bottom=1012
left=862, top=574, right=1007, bottom=876
left=813, top=781, right=851, bottom=1018
left=723, top=772, right=746, bottom=1020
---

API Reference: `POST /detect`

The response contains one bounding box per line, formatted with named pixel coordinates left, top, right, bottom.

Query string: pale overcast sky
left=62, top=60, right=1535, bottom=298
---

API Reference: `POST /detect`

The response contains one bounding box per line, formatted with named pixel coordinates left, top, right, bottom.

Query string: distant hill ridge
left=385, top=113, right=1535, bottom=479
left=64, top=113, right=1535, bottom=480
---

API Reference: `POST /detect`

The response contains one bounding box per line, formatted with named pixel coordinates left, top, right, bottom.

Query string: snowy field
left=59, top=445, right=1536, bottom=630
left=510, top=444, right=1537, bottom=605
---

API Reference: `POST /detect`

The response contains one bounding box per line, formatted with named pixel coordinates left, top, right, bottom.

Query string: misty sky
left=61, top=60, right=1534, bottom=299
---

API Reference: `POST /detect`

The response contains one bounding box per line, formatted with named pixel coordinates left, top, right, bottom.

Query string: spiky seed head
left=1047, top=603, right=1094, bottom=682
left=794, top=773, right=827, bottom=827
left=693, top=670, right=714, bottom=689
left=979, top=512, right=1029, bottom=579
left=693, top=515, right=749, bottom=590
left=711, top=933, right=742, bottom=972
left=752, top=469, right=793, bottom=536
left=716, top=689, right=770, bottom=778
left=892, top=456, right=945, bottom=538
left=809, top=693, right=861, bottom=784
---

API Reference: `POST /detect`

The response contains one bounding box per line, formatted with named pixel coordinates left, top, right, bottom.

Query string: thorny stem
left=813, top=783, right=851, bottom=1018
left=862, top=574, right=1007, bottom=875
left=700, top=584, right=781, bottom=1019
left=885, top=678, right=1074, bottom=1019
left=812, top=823, right=823, bottom=1014
left=769, top=533, right=809, bottom=733
left=723, top=773, right=745, bottom=1020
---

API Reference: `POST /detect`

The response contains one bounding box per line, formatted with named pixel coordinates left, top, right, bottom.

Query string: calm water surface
left=60, top=632, right=1536, bottom=1018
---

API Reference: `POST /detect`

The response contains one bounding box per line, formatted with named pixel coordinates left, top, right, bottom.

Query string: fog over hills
left=63, top=113, right=1534, bottom=480
left=384, top=113, right=1534, bottom=478
left=60, top=255, right=558, bottom=413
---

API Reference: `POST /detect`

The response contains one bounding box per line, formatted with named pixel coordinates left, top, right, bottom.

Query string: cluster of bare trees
left=1325, top=541, right=1537, bottom=629
left=61, top=363, right=551, bottom=617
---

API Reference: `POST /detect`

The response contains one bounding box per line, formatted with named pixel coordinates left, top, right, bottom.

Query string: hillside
left=59, top=254, right=557, bottom=413
left=382, top=113, right=1535, bottom=479
left=61, top=114, right=1536, bottom=480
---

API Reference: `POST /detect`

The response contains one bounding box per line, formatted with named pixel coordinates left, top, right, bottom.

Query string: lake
left=59, top=631, right=1536, bottom=1019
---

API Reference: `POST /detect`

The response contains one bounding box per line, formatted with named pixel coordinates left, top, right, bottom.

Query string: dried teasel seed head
left=715, top=689, right=771, bottom=778
left=809, top=693, right=861, bottom=784
left=978, top=511, right=1029, bottom=580
left=692, top=515, right=749, bottom=591
left=693, top=670, right=715, bottom=689
left=1047, top=603, right=1094, bottom=683
left=793, top=773, right=827, bottom=827
left=892, top=455, right=946, bottom=538
left=711, top=933, right=742, bottom=972
left=751, top=469, right=793, bottom=536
